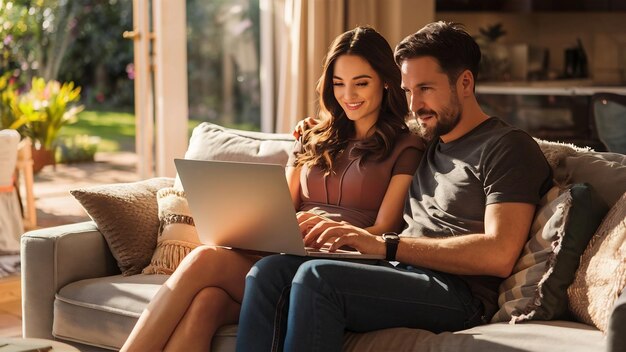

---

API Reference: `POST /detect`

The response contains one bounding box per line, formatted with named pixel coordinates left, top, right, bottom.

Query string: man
left=235, top=21, right=553, bottom=352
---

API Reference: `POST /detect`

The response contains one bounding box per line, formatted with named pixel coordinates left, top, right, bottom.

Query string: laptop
left=174, top=158, right=384, bottom=260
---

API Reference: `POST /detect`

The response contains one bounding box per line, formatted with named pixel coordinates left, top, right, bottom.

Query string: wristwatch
left=382, top=232, right=400, bottom=261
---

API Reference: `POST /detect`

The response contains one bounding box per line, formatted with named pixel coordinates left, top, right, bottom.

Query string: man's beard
left=412, top=94, right=461, bottom=142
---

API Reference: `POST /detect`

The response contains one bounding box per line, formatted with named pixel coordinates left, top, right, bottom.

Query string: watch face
left=382, top=232, right=400, bottom=243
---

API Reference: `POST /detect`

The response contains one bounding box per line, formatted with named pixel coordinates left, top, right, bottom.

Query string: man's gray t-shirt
left=401, top=117, right=553, bottom=319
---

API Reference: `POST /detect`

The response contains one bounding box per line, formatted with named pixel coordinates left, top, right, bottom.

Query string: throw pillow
left=534, top=138, right=626, bottom=208
left=70, top=177, right=174, bottom=276
left=142, top=187, right=201, bottom=275
left=491, top=183, right=609, bottom=323
left=567, top=191, right=626, bottom=332
left=533, top=138, right=591, bottom=170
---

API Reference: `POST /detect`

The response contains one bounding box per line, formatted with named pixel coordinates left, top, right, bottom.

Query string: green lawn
left=59, top=109, right=202, bottom=153
left=59, top=110, right=136, bottom=152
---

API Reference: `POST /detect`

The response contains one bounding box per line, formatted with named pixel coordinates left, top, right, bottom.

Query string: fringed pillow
left=142, top=187, right=201, bottom=275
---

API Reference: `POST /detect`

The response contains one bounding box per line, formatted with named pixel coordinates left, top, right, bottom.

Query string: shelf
left=477, top=82, right=626, bottom=96
left=436, top=0, right=626, bottom=12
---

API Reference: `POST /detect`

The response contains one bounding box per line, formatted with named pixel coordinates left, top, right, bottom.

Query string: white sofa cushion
left=184, top=122, right=293, bottom=164
left=175, top=122, right=294, bottom=188
left=53, top=274, right=167, bottom=349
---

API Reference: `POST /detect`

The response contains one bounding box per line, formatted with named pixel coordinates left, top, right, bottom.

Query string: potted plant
left=475, top=23, right=511, bottom=81
left=10, top=77, right=84, bottom=172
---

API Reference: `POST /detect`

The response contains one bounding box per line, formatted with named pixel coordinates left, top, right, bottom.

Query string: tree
left=0, top=0, right=80, bottom=83
left=1, top=0, right=134, bottom=108
left=58, top=0, right=134, bottom=107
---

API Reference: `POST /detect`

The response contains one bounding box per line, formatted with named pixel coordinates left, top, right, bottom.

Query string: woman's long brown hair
left=294, top=26, right=410, bottom=173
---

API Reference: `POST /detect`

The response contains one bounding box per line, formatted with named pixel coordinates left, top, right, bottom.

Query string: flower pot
left=31, top=145, right=56, bottom=174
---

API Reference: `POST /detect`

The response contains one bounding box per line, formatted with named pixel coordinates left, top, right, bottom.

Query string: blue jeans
left=236, top=255, right=484, bottom=352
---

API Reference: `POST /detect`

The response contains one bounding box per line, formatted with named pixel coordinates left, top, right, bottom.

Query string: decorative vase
left=31, top=144, right=56, bottom=174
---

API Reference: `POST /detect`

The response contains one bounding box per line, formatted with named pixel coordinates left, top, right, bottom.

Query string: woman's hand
left=292, top=117, right=319, bottom=140
left=297, top=212, right=385, bottom=256
left=297, top=212, right=341, bottom=241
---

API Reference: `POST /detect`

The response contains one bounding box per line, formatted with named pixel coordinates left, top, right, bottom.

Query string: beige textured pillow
left=568, top=191, right=626, bottom=332
left=70, top=177, right=174, bottom=276
left=142, top=187, right=201, bottom=275
left=534, top=138, right=626, bottom=208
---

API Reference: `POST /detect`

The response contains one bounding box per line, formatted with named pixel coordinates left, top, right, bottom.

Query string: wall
left=369, top=0, right=435, bottom=47
left=437, top=12, right=626, bottom=85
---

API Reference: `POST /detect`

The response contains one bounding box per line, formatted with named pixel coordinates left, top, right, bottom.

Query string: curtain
left=260, top=0, right=435, bottom=133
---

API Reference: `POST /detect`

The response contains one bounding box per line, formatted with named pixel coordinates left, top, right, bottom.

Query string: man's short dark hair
left=394, top=21, right=481, bottom=83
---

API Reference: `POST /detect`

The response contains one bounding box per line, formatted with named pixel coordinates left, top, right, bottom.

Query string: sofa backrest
left=174, top=122, right=294, bottom=189
left=184, top=123, right=294, bottom=165
left=180, top=122, right=626, bottom=208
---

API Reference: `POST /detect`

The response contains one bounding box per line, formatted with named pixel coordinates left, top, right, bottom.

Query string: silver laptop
left=175, top=158, right=384, bottom=259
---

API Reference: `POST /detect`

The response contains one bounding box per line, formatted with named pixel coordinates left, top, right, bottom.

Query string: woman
left=121, top=26, right=423, bottom=352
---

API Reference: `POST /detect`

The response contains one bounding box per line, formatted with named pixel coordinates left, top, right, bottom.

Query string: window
left=187, top=0, right=261, bottom=131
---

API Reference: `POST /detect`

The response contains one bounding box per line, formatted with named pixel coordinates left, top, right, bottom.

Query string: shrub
left=56, top=134, right=100, bottom=163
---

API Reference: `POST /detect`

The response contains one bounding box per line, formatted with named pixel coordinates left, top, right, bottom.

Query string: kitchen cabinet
left=476, top=83, right=626, bottom=150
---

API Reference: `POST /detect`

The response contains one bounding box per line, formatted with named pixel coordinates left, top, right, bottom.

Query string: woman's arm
left=300, top=173, right=413, bottom=247
left=363, top=174, right=412, bottom=235
left=363, top=142, right=422, bottom=235
left=286, top=166, right=302, bottom=210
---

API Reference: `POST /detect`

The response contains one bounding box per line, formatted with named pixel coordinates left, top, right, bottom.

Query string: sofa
left=21, top=122, right=626, bottom=352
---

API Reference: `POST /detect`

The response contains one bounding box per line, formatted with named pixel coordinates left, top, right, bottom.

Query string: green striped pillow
left=491, top=183, right=609, bottom=323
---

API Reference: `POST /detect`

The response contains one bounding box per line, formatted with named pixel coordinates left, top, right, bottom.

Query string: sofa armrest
left=21, top=221, right=119, bottom=339
left=607, top=289, right=626, bottom=352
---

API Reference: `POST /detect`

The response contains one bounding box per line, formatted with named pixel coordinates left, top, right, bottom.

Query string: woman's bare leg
left=120, top=246, right=257, bottom=352
left=164, top=287, right=240, bottom=351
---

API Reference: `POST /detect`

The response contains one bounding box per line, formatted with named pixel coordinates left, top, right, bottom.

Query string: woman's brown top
left=288, top=132, right=423, bottom=228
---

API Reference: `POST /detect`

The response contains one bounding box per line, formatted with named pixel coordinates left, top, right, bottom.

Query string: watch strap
left=383, top=232, right=399, bottom=261
left=385, top=241, right=398, bottom=261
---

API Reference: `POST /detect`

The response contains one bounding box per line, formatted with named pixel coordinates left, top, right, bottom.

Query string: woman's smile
left=344, top=101, right=364, bottom=110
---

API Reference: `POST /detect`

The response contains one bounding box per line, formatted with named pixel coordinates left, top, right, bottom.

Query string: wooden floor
left=0, top=275, right=22, bottom=338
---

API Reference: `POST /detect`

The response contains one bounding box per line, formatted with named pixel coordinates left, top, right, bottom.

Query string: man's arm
left=315, top=201, right=535, bottom=278
left=395, top=202, right=535, bottom=277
